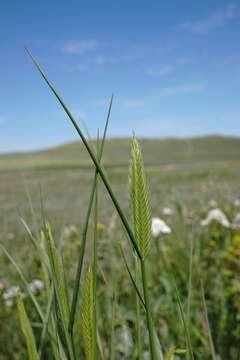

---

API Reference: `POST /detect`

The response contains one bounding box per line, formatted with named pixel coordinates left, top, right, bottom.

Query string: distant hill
left=1, top=135, right=240, bottom=171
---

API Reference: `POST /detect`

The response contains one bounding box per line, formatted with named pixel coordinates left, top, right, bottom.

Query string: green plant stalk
left=187, top=236, right=193, bottom=326
left=110, top=289, right=116, bottom=360
left=69, top=174, right=97, bottom=333
left=200, top=280, right=216, bottom=360
left=120, top=246, right=146, bottom=309
left=174, top=279, right=194, bottom=360
left=38, top=285, right=54, bottom=359
left=135, top=257, right=143, bottom=360
left=140, top=260, right=156, bottom=360
left=68, top=95, right=113, bottom=333
left=92, top=178, right=99, bottom=359
left=25, top=48, right=142, bottom=261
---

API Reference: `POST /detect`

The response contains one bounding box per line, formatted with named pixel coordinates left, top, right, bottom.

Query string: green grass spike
left=81, top=267, right=96, bottom=360
left=129, top=137, right=152, bottom=260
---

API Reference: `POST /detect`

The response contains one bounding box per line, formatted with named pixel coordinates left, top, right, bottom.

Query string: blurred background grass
left=1, top=135, right=240, bottom=359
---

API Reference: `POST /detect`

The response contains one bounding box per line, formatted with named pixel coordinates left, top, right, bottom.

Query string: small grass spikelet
left=129, top=136, right=152, bottom=260
left=81, top=267, right=96, bottom=360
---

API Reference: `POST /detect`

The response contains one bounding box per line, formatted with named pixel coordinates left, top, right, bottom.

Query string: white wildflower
left=115, top=325, right=133, bottom=357
left=5, top=299, right=14, bottom=308
left=200, top=208, right=230, bottom=228
left=231, top=212, right=240, bottom=229
left=29, top=279, right=44, bottom=295
left=208, top=200, right=217, bottom=208
left=162, top=207, right=174, bottom=216
left=2, top=285, right=20, bottom=300
left=233, top=199, right=240, bottom=207
left=151, top=217, right=171, bottom=237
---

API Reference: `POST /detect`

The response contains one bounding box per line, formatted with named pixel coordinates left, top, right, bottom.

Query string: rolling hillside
left=0, top=135, right=240, bottom=171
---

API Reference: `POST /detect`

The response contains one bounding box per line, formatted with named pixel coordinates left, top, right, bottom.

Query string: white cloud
left=109, top=115, right=220, bottom=138
left=62, top=40, right=170, bottom=65
left=179, top=4, right=237, bottom=34
left=157, top=84, right=205, bottom=96
left=146, top=65, right=174, bottom=76
left=91, top=84, right=205, bottom=112
left=145, top=57, right=196, bottom=78
left=63, top=40, right=97, bottom=55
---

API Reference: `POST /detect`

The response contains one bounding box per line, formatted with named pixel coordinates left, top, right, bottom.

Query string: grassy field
left=0, top=136, right=240, bottom=359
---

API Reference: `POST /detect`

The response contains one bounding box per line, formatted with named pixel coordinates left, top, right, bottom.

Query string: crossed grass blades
left=1, top=48, right=198, bottom=360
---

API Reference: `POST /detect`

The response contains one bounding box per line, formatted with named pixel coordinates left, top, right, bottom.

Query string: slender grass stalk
left=25, top=47, right=141, bottom=260
left=135, top=257, right=143, bottom=360
left=38, top=285, right=54, bottom=359
left=141, top=260, right=157, bottom=360
left=174, top=280, right=194, bottom=360
left=92, top=164, right=99, bottom=358
left=200, top=280, right=216, bottom=360
left=109, top=289, right=116, bottom=360
left=187, top=235, right=194, bottom=325
left=120, top=246, right=145, bottom=309
left=69, top=95, right=113, bottom=333
left=23, top=177, right=39, bottom=238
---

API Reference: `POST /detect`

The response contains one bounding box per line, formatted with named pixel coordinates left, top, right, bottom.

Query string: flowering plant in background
left=200, top=208, right=230, bottom=228
left=151, top=217, right=171, bottom=237
left=208, top=199, right=217, bottom=208
left=162, top=207, right=174, bottom=216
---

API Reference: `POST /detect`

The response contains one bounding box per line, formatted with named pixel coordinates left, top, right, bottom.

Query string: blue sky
left=1, top=0, right=240, bottom=152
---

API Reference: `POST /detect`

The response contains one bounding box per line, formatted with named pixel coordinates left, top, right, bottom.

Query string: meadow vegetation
left=0, top=52, right=240, bottom=359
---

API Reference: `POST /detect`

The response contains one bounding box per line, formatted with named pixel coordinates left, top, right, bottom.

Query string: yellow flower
left=203, top=249, right=210, bottom=257
left=233, top=235, right=240, bottom=247
left=97, top=223, right=106, bottom=237
left=208, top=240, right=217, bottom=248
left=147, top=282, right=154, bottom=290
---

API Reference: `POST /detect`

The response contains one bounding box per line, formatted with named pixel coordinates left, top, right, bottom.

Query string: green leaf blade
left=17, top=293, right=39, bottom=360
